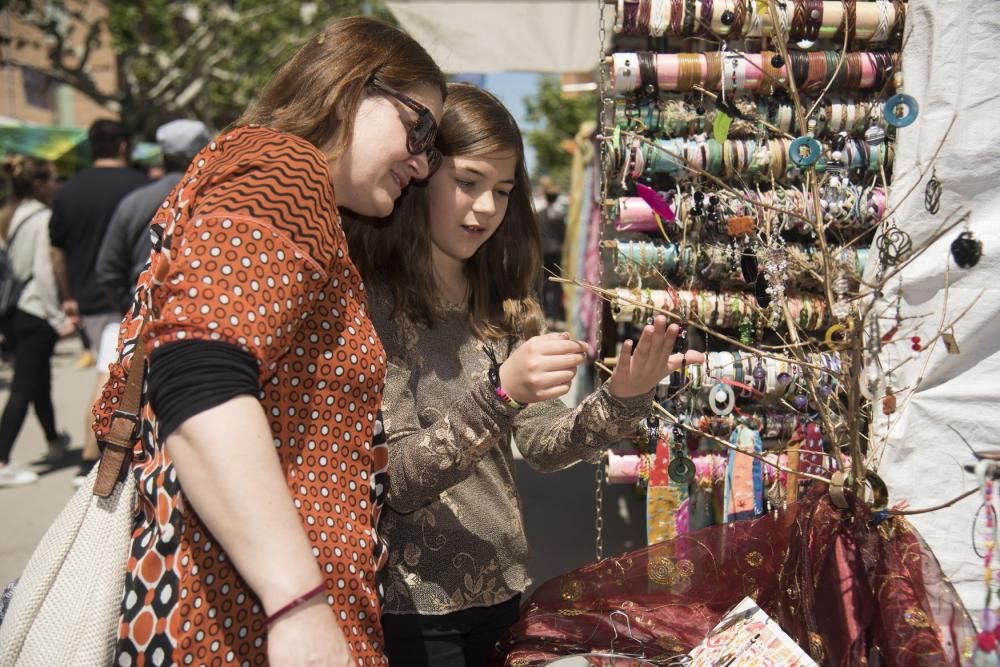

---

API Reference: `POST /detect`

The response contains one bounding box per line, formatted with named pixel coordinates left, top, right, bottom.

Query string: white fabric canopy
left=385, top=1, right=615, bottom=73
left=865, top=0, right=1000, bottom=616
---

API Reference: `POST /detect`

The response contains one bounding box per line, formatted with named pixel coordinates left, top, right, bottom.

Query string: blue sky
left=455, top=72, right=541, bottom=174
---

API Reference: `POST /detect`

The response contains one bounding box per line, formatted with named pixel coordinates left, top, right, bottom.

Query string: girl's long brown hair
left=346, top=83, right=543, bottom=340
left=238, top=17, right=446, bottom=157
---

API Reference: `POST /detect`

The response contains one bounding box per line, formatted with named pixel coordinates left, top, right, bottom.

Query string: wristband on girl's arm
left=482, top=342, right=530, bottom=410
left=264, top=582, right=326, bottom=627
left=495, top=386, right=527, bottom=410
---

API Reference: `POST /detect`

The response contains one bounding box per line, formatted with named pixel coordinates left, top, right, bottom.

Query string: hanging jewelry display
left=925, top=168, right=943, bottom=214
left=598, top=0, right=911, bottom=542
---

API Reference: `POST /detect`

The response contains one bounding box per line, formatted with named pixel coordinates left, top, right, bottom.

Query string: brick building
left=0, top=3, right=117, bottom=129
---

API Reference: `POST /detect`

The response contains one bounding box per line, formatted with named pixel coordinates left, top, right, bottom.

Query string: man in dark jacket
left=50, top=119, right=149, bottom=484
left=96, top=119, right=211, bottom=314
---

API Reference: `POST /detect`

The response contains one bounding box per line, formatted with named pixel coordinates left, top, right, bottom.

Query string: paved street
left=0, top=337, right=97, bottom=585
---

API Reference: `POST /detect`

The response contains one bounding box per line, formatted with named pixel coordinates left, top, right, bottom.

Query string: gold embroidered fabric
left=368, top=287, right=652, bottom=615
left=499, top=486, right=976, bottom=666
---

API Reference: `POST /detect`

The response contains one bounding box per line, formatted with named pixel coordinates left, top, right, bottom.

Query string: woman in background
left=0, top=155, right=69, bottom=487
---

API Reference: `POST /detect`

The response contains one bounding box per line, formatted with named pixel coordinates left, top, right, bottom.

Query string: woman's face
left=425, top=150, right=518, bottom=269
left=329, top=83, right=443, bottom=218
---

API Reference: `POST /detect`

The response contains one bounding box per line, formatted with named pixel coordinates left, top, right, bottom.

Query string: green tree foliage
left=523, top=75, right=596, bottom=190
left=0, top=0, right=391, bottom=137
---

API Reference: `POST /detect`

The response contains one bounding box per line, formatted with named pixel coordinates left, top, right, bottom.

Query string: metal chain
left=594, top=0, right=613, bottom=566
left=595, top=454, right=605, bottom=561
left=598, top=0, right=612, bottom=206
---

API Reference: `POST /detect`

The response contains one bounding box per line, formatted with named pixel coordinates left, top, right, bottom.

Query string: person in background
left=537, top=175, right=568, bottom=326
left=95, top=17, right=446, bottom=666
left=48, top=118, right=148, bottom=485
left=0, top=156, right=71, bottom=487
left=96, top=119, right=211, bottom=314
left=345, top=84, right=704, bottom=666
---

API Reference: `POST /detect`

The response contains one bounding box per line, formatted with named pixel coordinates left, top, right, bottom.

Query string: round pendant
left=668, top=456, right=696, bottom=484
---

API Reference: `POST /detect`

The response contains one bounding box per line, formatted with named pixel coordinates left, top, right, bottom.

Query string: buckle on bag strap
left=93, top=409, right=139, bottom=499
left=93, top=339, right=146, bottom=498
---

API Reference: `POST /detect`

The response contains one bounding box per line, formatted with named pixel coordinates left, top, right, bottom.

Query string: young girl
left=0, top=156, right=68, bottom=487
left=91, top=18, right=445, bottom=666
left=346, top=84, right=702, bottom=666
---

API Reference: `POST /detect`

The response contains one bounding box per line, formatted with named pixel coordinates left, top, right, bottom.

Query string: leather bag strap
left=93, top=337, right=146, bottom=498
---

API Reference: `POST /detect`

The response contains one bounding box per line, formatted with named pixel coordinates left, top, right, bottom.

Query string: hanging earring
left=877, top=221, right=913, bottom=267
left=925, top=167, right=943, bottom=215
left=881, top=290, right=902, bottom=343
left=667, top=424, right=695, bottom=484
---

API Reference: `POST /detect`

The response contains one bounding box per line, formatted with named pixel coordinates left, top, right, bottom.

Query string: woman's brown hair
left=346, top=83, right=544, bottom=341
left=0, top=155, right=53, bottom=240
left=238, top=17, right=446, bottom=158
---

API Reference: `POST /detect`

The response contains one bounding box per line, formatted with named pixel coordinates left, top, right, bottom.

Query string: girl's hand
left=607, top=316, right=706, bottom=399
left=498, top=332, right=588, bottom=404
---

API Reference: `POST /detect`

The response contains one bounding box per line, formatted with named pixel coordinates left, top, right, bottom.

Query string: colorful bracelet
left=264, top=582, right=326, bottom=627
left=496, top=386, right=528, bottom=410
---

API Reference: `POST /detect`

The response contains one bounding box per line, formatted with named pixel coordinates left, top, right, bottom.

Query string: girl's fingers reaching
left=539, top=369, right=577, bottom=388
left=615, top=339, right=634, bottom=376
left=684, top=349, right=706, bottom=365
left=538, top=353, right=588, bottom=372
left=664, top=350, right=706, bottom=375
left=537, top=337, right=591, bottom=357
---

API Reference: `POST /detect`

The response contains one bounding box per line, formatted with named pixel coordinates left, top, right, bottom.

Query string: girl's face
left=328, top=83, right=443, bottom=218
left=426, top=150, right=518, bottom=269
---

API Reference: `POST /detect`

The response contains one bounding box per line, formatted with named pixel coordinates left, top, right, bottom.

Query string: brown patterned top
left=369, top=288, right=653, bottom=615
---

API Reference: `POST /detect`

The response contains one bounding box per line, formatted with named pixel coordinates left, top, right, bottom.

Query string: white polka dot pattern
left=95, top=127, right=389, bottom=665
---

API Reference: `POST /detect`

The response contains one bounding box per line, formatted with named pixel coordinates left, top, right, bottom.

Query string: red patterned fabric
left=500, top=486, right=975, bottom=666
left=93, top=127, right=389, bottom=665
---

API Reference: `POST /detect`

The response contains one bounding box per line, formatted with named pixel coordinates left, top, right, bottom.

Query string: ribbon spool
left=829, top=470, right=850, bottom=509
left=883, top=93, right=919, bottom=128
left=828, top=470, right=890, bottom=512
left=789, top=135, right=823, bottom=167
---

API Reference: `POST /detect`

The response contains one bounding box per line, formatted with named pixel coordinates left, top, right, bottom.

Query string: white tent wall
left=386, top=1, right=615, bottom=73
left=866, top=1, right=1000, bottom=617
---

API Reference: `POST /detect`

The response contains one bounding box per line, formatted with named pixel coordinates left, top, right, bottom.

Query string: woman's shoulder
left=12, top=200, right=51, bottom=234
left=199, top=126, right=332, bottom=194
left=188, top=126, right=341, bottom=263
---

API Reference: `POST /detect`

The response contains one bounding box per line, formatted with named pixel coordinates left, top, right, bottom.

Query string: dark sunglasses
left=369, top=77, right=442, bottom=177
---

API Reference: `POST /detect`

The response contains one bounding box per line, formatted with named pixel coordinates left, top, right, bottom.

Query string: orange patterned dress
left=93, top=126, right=389, bottom=665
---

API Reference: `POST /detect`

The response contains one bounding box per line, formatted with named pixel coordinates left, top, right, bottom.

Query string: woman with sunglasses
left=92, top=18, right=444, bottom=667
left=345, top=84, right=704, bottom=666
